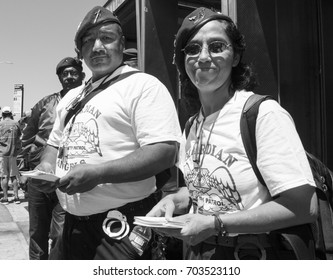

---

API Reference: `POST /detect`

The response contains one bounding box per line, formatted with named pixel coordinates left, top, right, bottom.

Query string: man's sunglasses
left=182, top=41, right=232, bottom=56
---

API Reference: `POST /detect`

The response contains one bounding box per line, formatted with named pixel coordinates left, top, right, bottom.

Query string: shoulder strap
left=241, top=94, right=317, bottom=259
left=64, top=71, right=139, bottom=126
left=178, top=112, right=199, bottom=188
left=184, top=113, right=199, bottom=138
left=240, top=94, right=274, bottom=186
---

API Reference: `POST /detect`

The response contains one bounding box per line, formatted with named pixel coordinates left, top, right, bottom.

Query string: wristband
left=214, top=214, right=227, bottom=236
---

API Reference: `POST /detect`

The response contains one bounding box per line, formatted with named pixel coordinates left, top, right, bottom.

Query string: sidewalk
left=0, top=189, right=29, bottom=260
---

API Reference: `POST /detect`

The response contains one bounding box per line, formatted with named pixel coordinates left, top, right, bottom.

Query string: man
left=35, top=6, right=182, bottom=260
left=0, top=106, right=21, bottom=204
left=21, top=57, right=85, bottom=259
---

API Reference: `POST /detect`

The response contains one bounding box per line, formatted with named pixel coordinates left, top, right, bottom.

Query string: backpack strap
left=178, top=113, right=199, bottom=188
left=184, top=113, right=199, bottom=138
left=240, top=94, right=315, bottom=259
left=64, top=70, right=139, bottom=127
left=240, top=94, right=273, bottom=186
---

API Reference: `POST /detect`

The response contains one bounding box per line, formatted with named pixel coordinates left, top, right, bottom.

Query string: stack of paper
left=21, top=170, right=60, bottom=183
left=133, top=216, right=185, bottom=229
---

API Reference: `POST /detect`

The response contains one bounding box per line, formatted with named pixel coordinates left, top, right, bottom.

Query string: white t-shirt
left=178, top=90, right=315, bottom=215
left=48, top=65, right=182, bottom=215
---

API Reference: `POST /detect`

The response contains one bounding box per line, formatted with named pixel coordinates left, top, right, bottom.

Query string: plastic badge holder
left=129, top=226, right=152, bottom=256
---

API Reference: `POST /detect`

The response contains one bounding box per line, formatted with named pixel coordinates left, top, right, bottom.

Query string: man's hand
left=58, top=164, right=101, bottom=195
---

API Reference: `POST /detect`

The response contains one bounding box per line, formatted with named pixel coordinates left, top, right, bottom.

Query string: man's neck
left=91, top=64, right=124, bottom=82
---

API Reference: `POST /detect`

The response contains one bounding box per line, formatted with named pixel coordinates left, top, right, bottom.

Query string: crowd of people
left=0, top=6, right=317, bottom=260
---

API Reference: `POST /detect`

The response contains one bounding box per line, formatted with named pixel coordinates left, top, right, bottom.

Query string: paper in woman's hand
left=21, top=170, right=60, bottom=183
left=133, top=216, right=185, bottom=229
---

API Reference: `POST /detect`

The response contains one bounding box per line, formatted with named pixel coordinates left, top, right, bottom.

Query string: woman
left=147, top=7, right=318, bottom=260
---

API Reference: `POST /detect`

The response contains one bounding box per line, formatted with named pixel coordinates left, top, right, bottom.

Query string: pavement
left=0, top=188, right=29, bottom=260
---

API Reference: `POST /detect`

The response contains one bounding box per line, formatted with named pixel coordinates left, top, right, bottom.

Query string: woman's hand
left=146, top=196, right=177, bottom=219
left=147, top=187, right=190, bottom=219
left=152, top=214, right=216, bottom=246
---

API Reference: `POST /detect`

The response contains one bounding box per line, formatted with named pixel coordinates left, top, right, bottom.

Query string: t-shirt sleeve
left=130, top=77, right=182, bottom=146
left=255, top=100, right=315, bottom=196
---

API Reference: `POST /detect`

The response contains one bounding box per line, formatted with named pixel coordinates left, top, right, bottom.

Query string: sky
left=0, top=0, right=108, bottom=117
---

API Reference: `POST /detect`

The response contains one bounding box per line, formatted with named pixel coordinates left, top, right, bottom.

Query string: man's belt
left=68, top=191, right=159, bottom=221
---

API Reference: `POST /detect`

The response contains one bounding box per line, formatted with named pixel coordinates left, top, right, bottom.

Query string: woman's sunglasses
left=182, top=41, right=232, bottom=56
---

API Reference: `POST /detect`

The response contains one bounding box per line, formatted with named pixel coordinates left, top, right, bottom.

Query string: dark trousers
left=62, top=192, right=159, bottom=260
left=28, top=186, right=65, bottom=260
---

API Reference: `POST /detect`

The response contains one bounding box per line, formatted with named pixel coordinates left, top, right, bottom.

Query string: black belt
left=68, top=191, right=159, bottom=221
left=204, top=233, right=273, bottom=248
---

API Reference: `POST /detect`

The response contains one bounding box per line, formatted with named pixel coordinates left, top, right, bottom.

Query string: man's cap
left=2, top=106, right=12, bottom=114
left=56, top=57, right=83, bottom=75
left=174, top=7, right=233, bottom=78
left=123, top=48, right=137, bottom=62
left=75, top=6, right=121, bottom=56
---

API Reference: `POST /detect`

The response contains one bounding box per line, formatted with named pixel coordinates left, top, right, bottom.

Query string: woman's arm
left=217, top=184, right=318, bottom=234
left=169, top=184, right=317, bottom=246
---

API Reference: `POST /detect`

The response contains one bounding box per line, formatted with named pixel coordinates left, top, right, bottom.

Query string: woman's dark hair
left=180, top=19, right=258, bottom=116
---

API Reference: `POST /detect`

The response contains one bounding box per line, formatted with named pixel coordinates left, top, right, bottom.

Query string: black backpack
left=241, top=94, right=333, bottom=260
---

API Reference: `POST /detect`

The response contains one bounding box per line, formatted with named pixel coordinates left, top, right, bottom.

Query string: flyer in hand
left=21, top=170, right=60, bottom=183
left=133, top=216, right=185, bottom=229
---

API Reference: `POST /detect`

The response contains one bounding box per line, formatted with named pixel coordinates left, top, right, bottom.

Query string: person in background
left=33, top=6, right=181, bottom=260
left=123, top=48, right=138, bottom=68
left=0, top=106, right=21, bottom=204
left=17, top=110, right=31, bottom=172
left=147, top=7, right=318, bottom=260
left=21, top=57, right=85, bottom=260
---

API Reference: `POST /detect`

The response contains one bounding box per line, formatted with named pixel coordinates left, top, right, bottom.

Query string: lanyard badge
left=102, top=210, right=130, bottom=240
left=58, top=146, right=69, bottom=165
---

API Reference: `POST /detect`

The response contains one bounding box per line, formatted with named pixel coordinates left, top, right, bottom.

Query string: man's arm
left=100, top=141, right=177, bottom=183
left=58, top=141, right=177, bottom=195
left=22, top=94, right=58, bottom=148
left=21, top=103, right=41, bottom=148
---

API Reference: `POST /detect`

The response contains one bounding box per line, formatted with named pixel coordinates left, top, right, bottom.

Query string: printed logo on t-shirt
left=185, top=143, right=243, bottom=215
left=57, top=105, right=102, bottom=171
